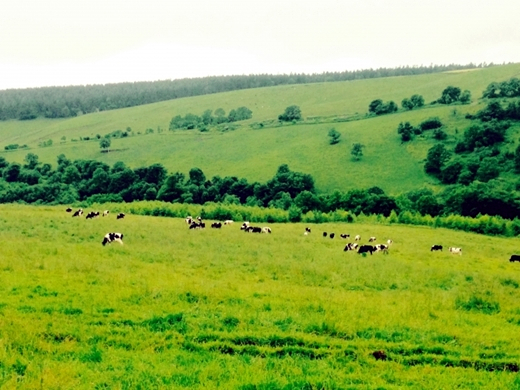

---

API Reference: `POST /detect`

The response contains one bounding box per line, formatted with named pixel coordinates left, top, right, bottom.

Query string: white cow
left=449, top=247, right=462, bottom=255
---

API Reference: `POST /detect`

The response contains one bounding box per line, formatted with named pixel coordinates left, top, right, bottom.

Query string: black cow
left=431, top=245, right=443, bottom=251
left=330, top=233, right=335, bottom=239
left=358, top=245, right=375, bottom=255
left=323, top=232, right=327, bottom=237
left=102, top=232, right=123, bottom=246
left=211, top=222, right=222, bottom=228
left=66, top=207, right=72, bottom=212
left=116, top=213, right=125, bottom=219
left=509, top=255, right=520, bottom=262
left=305, top=227, right=311, bottom=233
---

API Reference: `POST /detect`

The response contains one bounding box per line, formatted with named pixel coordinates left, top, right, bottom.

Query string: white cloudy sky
left=1, top=0, right=519, bottom=90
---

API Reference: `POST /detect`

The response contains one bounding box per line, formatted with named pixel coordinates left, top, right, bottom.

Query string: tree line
left=0, top=64, right=492, bottom=121
left=0, top=153, right=519, bottom=221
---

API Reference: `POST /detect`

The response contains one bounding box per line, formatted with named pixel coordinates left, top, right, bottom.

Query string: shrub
left=456, top=295, right=500, bottom=314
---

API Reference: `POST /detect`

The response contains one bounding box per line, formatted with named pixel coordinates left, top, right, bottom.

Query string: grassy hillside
left=1, top=64, right=520, bottom=194
left=0, top=204, right=519, bottom=388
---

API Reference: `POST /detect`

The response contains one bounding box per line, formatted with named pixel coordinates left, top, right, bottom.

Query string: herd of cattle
left=66, top=208, right=126, bottom=246
left=65, top=209, right=519, bottom=260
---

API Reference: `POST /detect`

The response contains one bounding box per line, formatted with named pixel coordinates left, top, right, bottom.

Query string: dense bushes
left=169, top=106, right=252, bottom=130
left=482, top=77, right=520, bottom=98
left=368, top=99, right=398, bottom=115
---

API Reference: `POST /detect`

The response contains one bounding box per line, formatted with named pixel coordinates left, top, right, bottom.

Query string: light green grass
left=1, top=64, right=520, bottom=194
left=1, top=204, right=520, bottom=388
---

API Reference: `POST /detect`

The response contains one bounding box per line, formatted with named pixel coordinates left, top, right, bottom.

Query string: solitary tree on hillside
left=351, top=143, right=365, bottom=161
left=99, top=137, right=111, bottom=152
left=328, top=128, right=341, bottom=145
left=278, top=105, right=302, bottom=122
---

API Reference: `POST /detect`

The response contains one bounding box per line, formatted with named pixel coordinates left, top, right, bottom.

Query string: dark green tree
left=99, top=137, right=111, bottom=151
left=437, top=86, right=461, bottom=104
left=328, top=128, right=341, bottom=144
left=351, top=143, right=365, bottom=160
left=278, top=105, right=302, bottom=122
left=424, top=144, right=451, bottom=175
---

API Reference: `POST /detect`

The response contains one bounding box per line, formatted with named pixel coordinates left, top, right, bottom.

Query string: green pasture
left=0, top=204, right=520, bottom=388
left=1, top=64, right=520, bottom=194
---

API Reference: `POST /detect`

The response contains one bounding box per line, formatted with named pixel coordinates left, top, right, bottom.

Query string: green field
left=1, top=204, right=520, bottom=388
left=1, top=64, right=520, bottom=194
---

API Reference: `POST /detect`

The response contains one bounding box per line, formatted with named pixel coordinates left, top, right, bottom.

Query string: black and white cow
left=72, top=208, right=83, bottom=217
left=224, top=220, right=234, bottom=225
left=354, top=235, right=361, bottom=241
left=343, top=243, right=359, bottom=251
left=368, top=237, right=376, bottom=242
left=245, top=226, right=262, bottom=233
left=102, top=232, right=124, bottom=246
left=375, top=244, right=389, bottom=253
left=211, top=222, right=222, bottom=228
left=116, top=213, right=125, bottom=220
left=358, top=245, right=375, bottom=255
left=340, top=234, right=350, bottom=239
left=449, top=247, right=462, bottom=255
left=240, top=222, right=250, bottom=230
left=262, top=227, right=272, bottom=234
left=185, top=216, right=193, bottom=224
left=431, top=245, right=443, bottom=251
left=190, top=221, right=205, bottom=229
left=509, top=255, right=520, bottom=262
left=304, top=227, right=311, bottom=235
left=103, top=210, right=109, bottom=217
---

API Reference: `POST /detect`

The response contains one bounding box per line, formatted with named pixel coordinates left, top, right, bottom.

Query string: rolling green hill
left=1, top=64, right=520, bottom=194
left=1, top=204, right=520, bottom=388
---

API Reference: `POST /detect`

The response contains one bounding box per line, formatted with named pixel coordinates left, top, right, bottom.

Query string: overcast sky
left=1, top=0, right=519, bottom=90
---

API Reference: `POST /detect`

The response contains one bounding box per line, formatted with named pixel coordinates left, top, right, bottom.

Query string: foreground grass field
left=1, top=205, right=520, bottom=389
left=2, top=63, right=520, bottom=194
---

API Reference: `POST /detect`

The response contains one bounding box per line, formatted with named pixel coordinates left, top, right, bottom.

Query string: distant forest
left=0, top=63, right=494, bottom=121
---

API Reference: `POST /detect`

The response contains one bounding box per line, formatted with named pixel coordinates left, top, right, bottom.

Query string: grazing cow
left=240, top=222, right=250, bottom=230
left=431, top=245, right=443, bottom=251
left=368, top=237, right=376, bottom=242
left=340, top=234, right=350, bottom=239
left=305, top=227, right=311, bottom=233
left=245, top=226, right=262, bottom=233
left=262, top=227, right=272, bottom=234
left=375, top=244, right=389, bottom=253
left=343, top=243, right=359, bottom=251
left=354, top=235, right=361, bottom=241
left=185, top=216, right=193, bottom=224
left=323, top=232, right=327, bottom=237
left=329, top=233, right=335, bottom=239
left=387, top=239, right=393, bottom=245
left=85, top=211, right=100, bottom=219
left=66, top=207, right=72, bottom=212
left=224, top=220, right=234, bottom=225
left=449, top=247, right=462, bottom=255
left=189, top=221, right=205, bottom=229
left=211, top=222, right=222, bottom=228
left=509, top=255, right=520, bottom=262
left=72, top=209, right=83, bottom=217
left=358, top=245, right=375, bottom=255
left=102, top=232, right=123, bottom=246
left=116, top=213, right=125, bottom=219
left=103, top=210, right=109, bottom=217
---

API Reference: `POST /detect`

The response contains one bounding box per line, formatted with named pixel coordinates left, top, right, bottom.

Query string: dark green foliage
left=99, top=138, right=111, bottom=150
left=351, top=143, right=364, bottom=160
left=397, top=122, right=416, bottom=142
left=482, top=77, right=520, bottom=98
left=368, top=99, right=398, bottom=115
left=476, top=157, right=500, bottom=182
left=437, top=86, right=461, bottom=104
left=402, top=94, right=424, bottom=110
left=475, top=100, right=520, bottom=122
left=4, top=144, right=19, bottom=151
left=441, top=160, right=464, bottom=184
left=419, top=117, right=443, bottom=131
left=327, top=128, right=341, bottom=144
left=143, top=313, right=187, bottom=333
left=424, top=144, right=451, bottom=175
left=169, top=106, right=252, bottom=130
left=459, top=120, right=509, bottom=151
left=278, top=105, right=302, bottom=122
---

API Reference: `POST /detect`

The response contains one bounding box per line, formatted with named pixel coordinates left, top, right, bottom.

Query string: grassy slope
left=1, top=64, right=520, bottom=194
left=0, top=205, right=520, bottom=388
